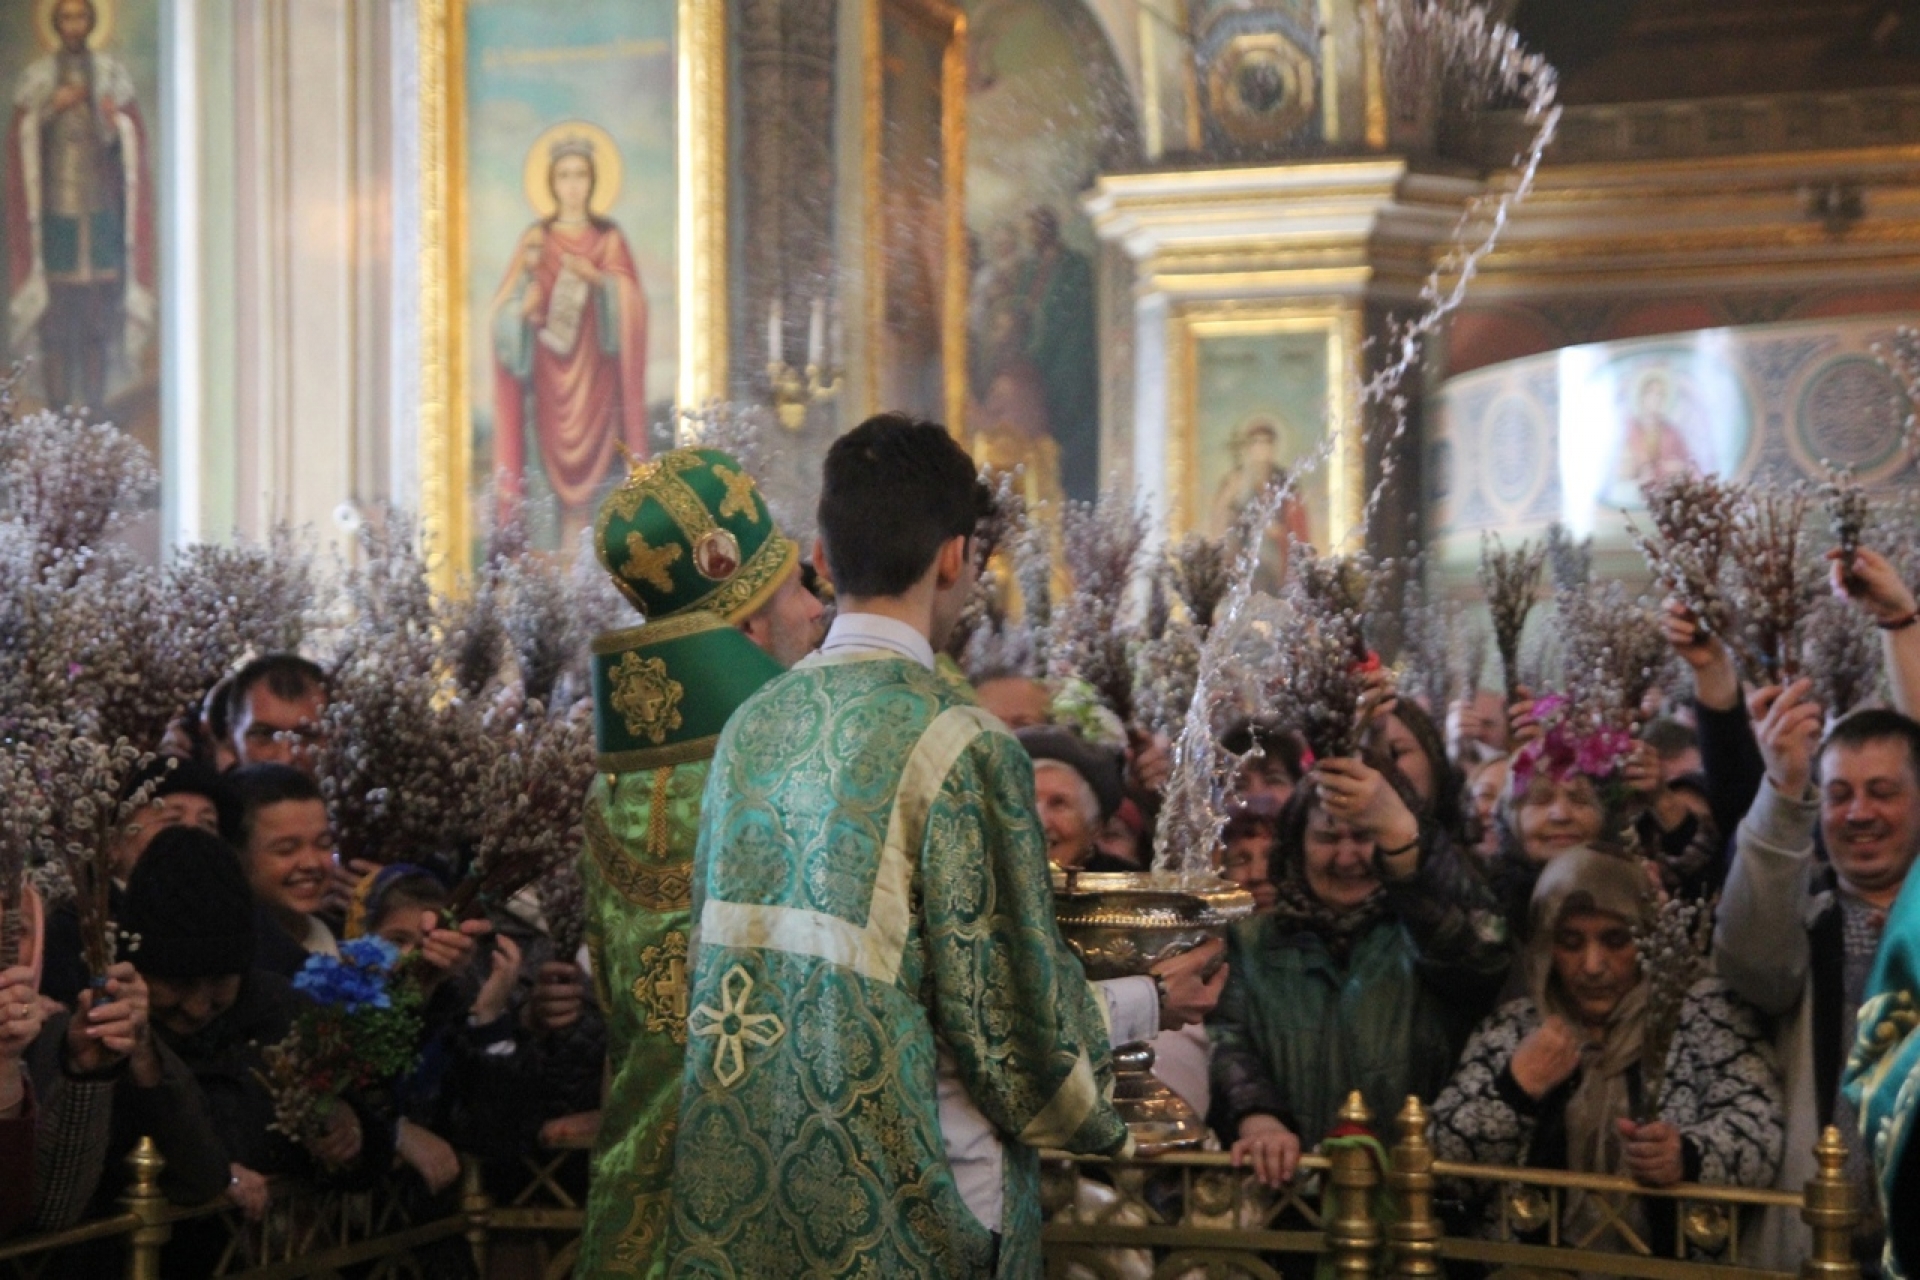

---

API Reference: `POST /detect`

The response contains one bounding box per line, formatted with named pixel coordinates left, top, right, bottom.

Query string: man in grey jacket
left=1716, top=689, right=1920, bottom=1271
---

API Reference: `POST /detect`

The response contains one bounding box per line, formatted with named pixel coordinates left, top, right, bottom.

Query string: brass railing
left=1041, top=1094, right=1863, bottom=1280
left=0, top=1100, right=1863, bottom=1279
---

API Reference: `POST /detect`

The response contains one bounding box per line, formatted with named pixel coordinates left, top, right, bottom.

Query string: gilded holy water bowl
left=1051, top=870, right=1255, bottom=1153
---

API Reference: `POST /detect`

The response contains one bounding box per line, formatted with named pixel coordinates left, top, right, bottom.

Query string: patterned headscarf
left=1523, top=846, right=1653, bottom=1179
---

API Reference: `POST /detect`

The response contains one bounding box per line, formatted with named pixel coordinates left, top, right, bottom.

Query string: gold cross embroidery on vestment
left=690, top=964, right=785, bottom=1086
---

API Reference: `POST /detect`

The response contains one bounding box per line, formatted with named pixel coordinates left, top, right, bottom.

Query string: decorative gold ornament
left=1502, top=1183, right=1552, bottom=1234
left=610, top=653, right=685, bottom=745
left=1681, top=1202, right=1733, bottom=1252
left=1207, top=32, right=1317, bottom=147
left=1051, top=871, right=1254, bottom=1153
left=622, top=532, right=683, bottom=593
left=711, top=464, right=760, bottom=522
left=632, top=930, right=691, bottom=1045
left=584, top=803, right=693, bottom=911
left=690, top=964, right=786, bottom=1087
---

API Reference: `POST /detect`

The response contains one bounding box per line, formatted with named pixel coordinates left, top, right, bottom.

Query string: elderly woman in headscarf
left=1430, top=846, right=1784, bottom=1251
left=1210, top=752, right=1510, bottom=1187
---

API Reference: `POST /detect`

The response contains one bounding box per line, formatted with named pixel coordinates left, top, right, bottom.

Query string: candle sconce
left=766, top=296, right=843, bottom=432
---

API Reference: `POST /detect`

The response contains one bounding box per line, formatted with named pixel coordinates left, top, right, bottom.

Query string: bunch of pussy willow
left=1724, top=483, right=1820, bottom=684
left=1635, top=893, right=1712, bottom=1123
left=1262, top=548, right=1375, bottom=763
left=317, top=516, right=476, bottom=870
left=1822, top=465, right=1872, bottom=595
left=1630, top=474, right=1739, bottom=640
left=1130, top=532, right=1235, bottom=740
left=446, top=699, right=596, bottom=918
left=1552, top=579, right=1671, bottom=734
left=1477, top=532, right=1547, bottom=702
left=7, top=720, right=164, bottom=980
left=1047, top=490, right=1147, bottom=722
left=1805, top=593, right=1882, bottom=720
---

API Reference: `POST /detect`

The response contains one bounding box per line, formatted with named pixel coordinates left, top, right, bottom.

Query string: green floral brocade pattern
left=578, top=761, right=709, bottom=1279
left=667, top=656, right=1128, bottom=1279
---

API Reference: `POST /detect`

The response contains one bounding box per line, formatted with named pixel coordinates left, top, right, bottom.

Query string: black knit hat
left=1015, top=725, right=1125, bottom=820
left=121, top=827, right=256, bottom=979
left=122, top=757, right=243, bottom=845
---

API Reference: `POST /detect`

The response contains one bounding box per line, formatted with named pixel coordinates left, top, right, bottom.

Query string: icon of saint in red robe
left=491, top=129, right=648, bottom=537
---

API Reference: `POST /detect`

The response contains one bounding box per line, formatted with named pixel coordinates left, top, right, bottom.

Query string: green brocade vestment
left=576, top=613, right=786, bottom=1278
left=667, top=653, right=1129, bottom=1279
left=1845, top=880, right=1920, bottom=1280
left=578, top=763, right=706, bottom=1277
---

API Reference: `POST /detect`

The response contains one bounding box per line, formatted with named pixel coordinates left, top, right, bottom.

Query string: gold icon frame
left=416, top=0, right=728, bottom=585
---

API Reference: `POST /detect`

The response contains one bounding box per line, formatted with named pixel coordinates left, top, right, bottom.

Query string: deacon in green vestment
left=576, top=447, right=823, bottom=1278
left=1847, top=866, right=1920, bottom=1280
left=667, top=414, right=1131, bottom=1279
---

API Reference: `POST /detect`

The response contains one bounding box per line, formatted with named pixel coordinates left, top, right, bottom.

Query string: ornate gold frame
left=416, top=0, right=729, bottom=586
left=1167, top=301, right=1364, bottom=550
left=861, top=0, right=968, bottom=432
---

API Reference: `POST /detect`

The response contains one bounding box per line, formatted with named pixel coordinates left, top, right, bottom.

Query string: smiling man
left=1716, top=694, right=1920, bottom=1267
left=228, top=764, right=340, bottom=975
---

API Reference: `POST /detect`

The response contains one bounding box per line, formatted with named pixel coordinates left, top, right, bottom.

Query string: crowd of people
left=5, top=410, right=1920, bottom=1280
left=0, top=651, right=605, bottom=1273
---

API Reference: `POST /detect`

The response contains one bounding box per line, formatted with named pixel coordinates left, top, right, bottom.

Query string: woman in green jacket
left=1209, top=754, right=1510, bottom=1186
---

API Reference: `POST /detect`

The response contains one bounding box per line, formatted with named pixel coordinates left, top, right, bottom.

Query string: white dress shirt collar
left=816, top=611, right=936, bottom=670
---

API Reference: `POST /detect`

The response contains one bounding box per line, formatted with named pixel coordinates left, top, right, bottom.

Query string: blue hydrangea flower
left=339, top=936, right=401, bottom=970
left=292, top=942, right=396, bottom=1013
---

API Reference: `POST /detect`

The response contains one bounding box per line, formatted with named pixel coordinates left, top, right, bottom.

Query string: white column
left=159, top=0, right=201, bottom=549
left=387, top=0, right=421, bottom=510
left=1131, top=287, right=1170, bottom=530
left=227, top=0, right=397, bottom=546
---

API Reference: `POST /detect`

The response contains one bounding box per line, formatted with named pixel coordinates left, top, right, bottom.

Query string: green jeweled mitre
left=589, top=446, right=796, bottom=771
left=594, top=446, right=797, bottom=625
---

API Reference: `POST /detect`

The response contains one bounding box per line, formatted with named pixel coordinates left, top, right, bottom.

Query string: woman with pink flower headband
left=1483, top=691, right=1723, bottom=947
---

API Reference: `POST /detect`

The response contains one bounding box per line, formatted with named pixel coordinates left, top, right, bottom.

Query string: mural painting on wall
left=1561, top=346, right=1754, bottom=521
left=1431, top=318, right=1918, bottom=572
left=1188, top=326, right=1328, bottom=594
left=1, top=0, right=158, bottom=456
left=467, top=0, right=676, bottom=558
left=963, top=0, right=1134, bottom=505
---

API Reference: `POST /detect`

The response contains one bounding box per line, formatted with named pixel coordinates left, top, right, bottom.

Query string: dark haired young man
left=225, top=654, right=327, bottom=771
left=668, top=414, right=1163, bottom=1276
left=1718, top=699, right=1920, bottom=1268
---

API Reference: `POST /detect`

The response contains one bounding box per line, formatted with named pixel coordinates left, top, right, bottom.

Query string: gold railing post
left=461, top=1155, right=492, bottom=1275
left=1388, top=1096, right=1441, bottom=1279
left=120, top=1136, right=170, bottom=1280
left=1325, top=1092, right=1383, bottom=1278
left=1800, top=1126, right=1861, bottom=1280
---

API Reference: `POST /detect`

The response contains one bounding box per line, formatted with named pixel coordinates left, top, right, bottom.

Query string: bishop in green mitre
left=577, top=446, right=824, bottom=1278
left=667, top=415, right=1132, bottom=1279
